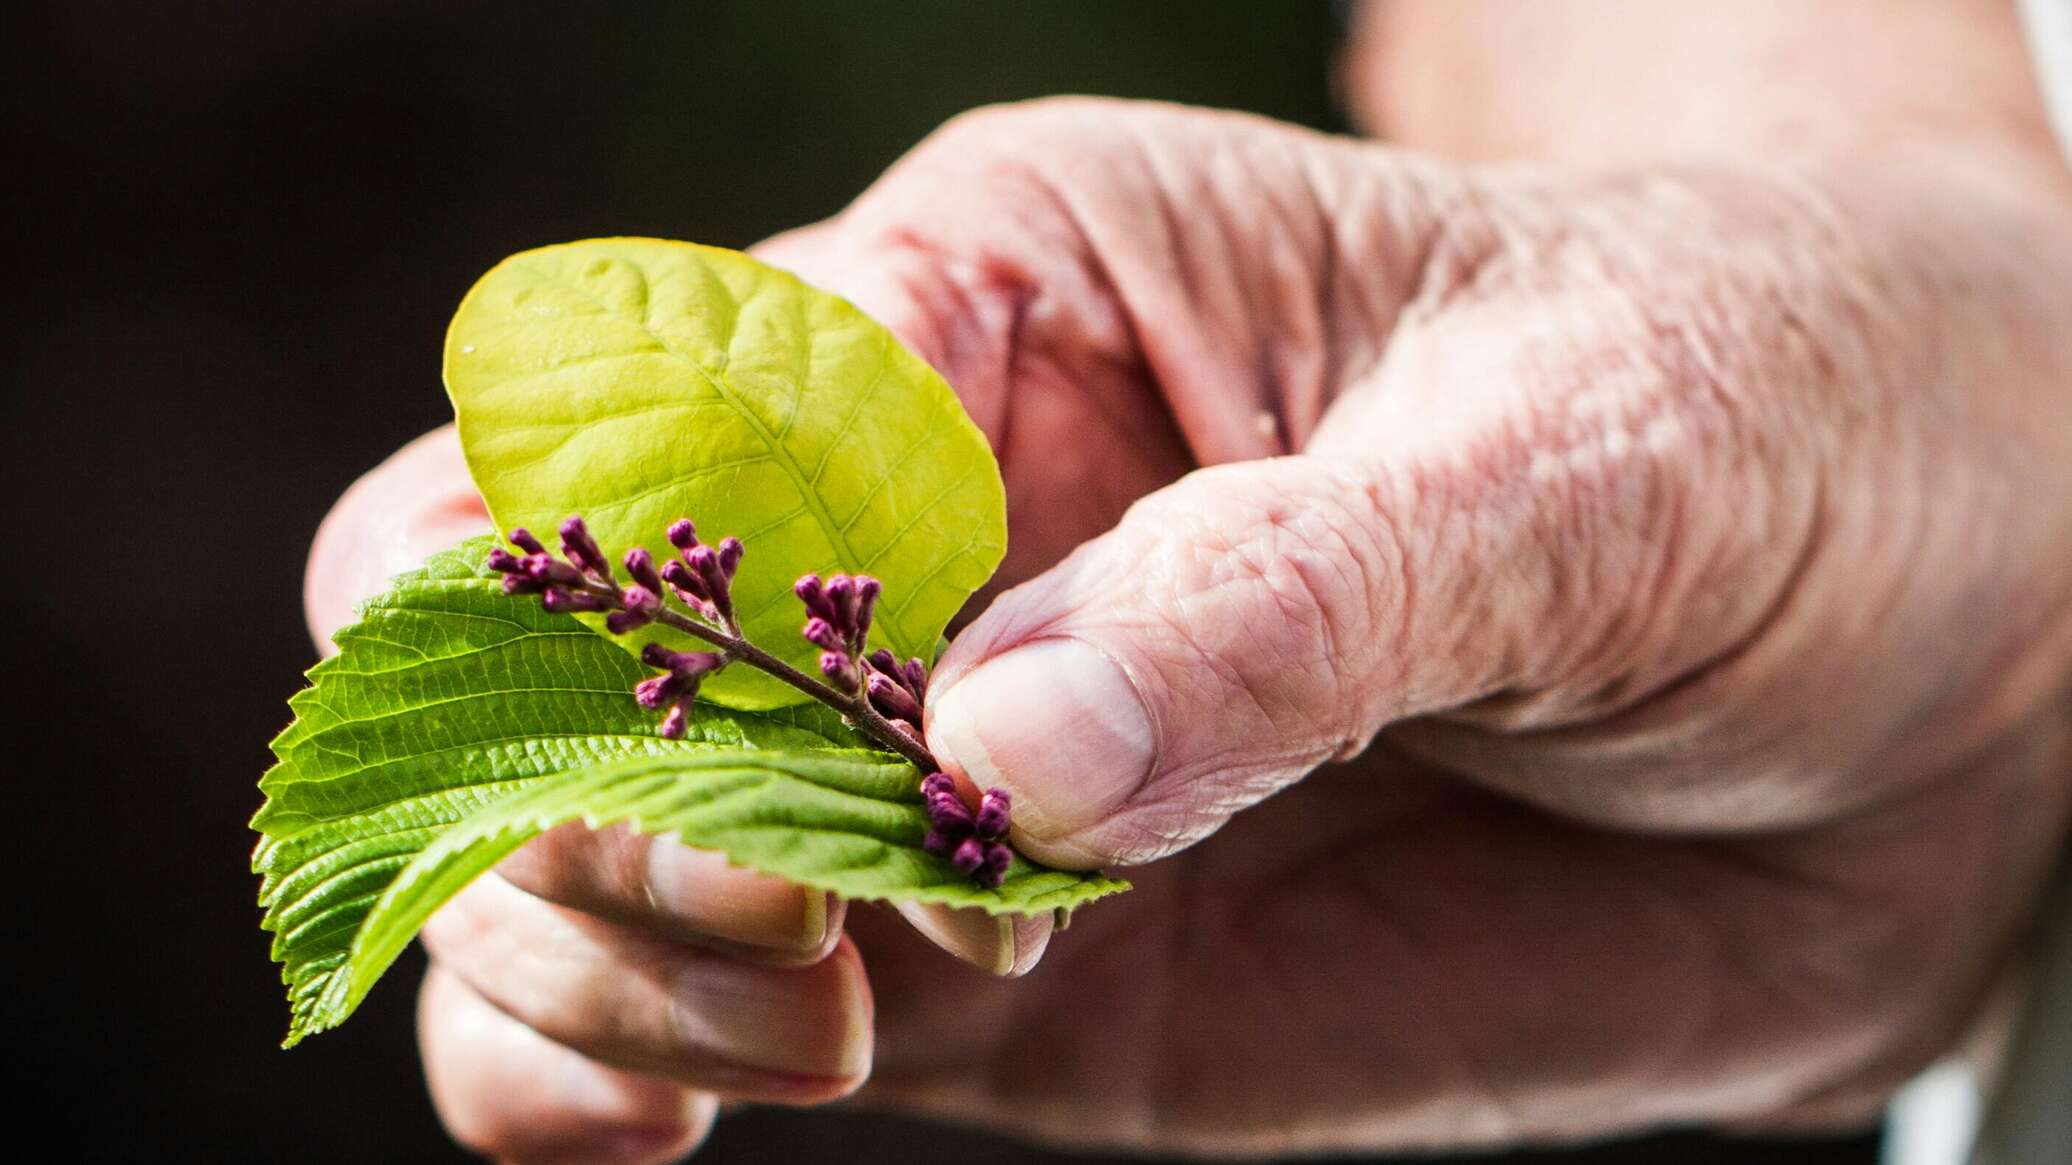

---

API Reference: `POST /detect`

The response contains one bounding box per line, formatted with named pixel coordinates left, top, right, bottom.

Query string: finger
left=922, top=456, right=1428, bottom=869
left=496, top=823, right=844, bottom=967
left=921, top=414, right=1808, bottom=865
left=422, top=872, right=872, bottom=1103
left=306, top=424, right=489, bottom=649
left=421, top=966, right=716, bottom=1165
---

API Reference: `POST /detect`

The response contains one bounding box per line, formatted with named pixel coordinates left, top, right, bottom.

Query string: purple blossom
left=819, top=650, right=853, bottom=689
left=604, top=585, right=661, bottom=634
left=658, top=704, right=689, bottom=739
left=540, top=587, right=609, bottom=614
left=660, top=522, right=739, bottom=625
left=492, top=514, right=1018, bottom=887
left=558, top=515, right=611, bottom=581
left=490, top=520, right=744, bottom=741
left=919, top=772, right=1014, bottom=889
left=794, top=574, right=835, bottom=623
left=636, top=643, right=725, bottom=739
left=623, top=547, right=664, bottom=594
left=795, top=571, right=895, bottom=707
left=866, top=670, right=922, bottom=724
left=801, top=617, right=843, bottom=651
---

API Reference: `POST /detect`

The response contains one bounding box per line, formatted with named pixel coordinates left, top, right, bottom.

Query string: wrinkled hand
left=309, top=99, right=2072, bottom=1162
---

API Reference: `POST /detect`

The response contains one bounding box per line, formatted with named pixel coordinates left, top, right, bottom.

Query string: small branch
left=492, top=515, right=1013, bottom=888
left=648, top=605, right=938, bottom=772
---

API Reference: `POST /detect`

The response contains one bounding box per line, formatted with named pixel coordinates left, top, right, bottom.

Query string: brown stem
left=586, top=580, right=940, bottom=773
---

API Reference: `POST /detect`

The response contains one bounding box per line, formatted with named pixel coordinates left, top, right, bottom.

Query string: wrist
left=1347, top=0, right=2071, bottom=202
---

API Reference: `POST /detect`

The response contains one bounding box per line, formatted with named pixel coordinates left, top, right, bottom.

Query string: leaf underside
left=254, top=540, right=1126, bottom=1046
left=444, top=238, right=1008, bottom=709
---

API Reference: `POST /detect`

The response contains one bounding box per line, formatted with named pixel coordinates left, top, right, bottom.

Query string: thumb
left=924, top=455, right=1459, bottom=870
left=305, top=425, right=490, bottom=651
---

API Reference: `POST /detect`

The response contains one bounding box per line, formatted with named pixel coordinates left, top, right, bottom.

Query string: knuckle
left=918, top=95, right=1146, bottom=159
left=495, top=823, right=656, bottom=918
left=1120, top=462, right=1402, bottom=750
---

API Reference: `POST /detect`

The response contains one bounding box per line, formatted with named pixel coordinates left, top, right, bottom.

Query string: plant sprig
left=257, top=240, right=1125, bottom=1045
left=489, top=514, right=1016, bottom=886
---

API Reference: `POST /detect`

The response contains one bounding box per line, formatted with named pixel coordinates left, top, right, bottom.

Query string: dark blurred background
left=4, top=3, right=1879, bottom=1161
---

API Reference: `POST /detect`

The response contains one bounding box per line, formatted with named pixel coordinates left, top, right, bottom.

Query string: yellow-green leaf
left=444, top=239, right=1005, bottom=708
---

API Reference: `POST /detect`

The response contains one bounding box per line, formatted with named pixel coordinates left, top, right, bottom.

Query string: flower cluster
left=634, top=644, right=725, bottom=740
left=486, top=518, right=615, bottom=608
left=795, top=573, right=934, bottom=752
left=489, top=514, right=1017, bottom=886
left=655, top=519, right=743, bottom=627
left=920, top=773, right=1014, bottom=888
left=488, top=516, right=739, bottom=740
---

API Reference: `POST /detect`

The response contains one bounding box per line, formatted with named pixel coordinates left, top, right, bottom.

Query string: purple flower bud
left=975, top=788, right=1011, bottom=840
left=685, top=543, right=722, bottom=587
left=517, top=554, right=580, bottom=587
left=641, top=643, right=724, bottom=678
left=794, top=574, right=835, bottom=622
left=902, top=657, right=930, bottom=696
left=659, top=558, right=706, bottom=598
left=666, top=518, right=699, bottom=550
left=923, top=829, right=957, bottom=858
left=716, top=537, right=744, bottom=580
left=541, top=587, right=610, bottom=614
left=977, top=841, right=1013, bottom=889
left=486, top=548, right=523, bottom=574
left=867, top=670, right=922, bottom=725
left=501, top=573, right=546, bottom=596
left=634, top=673, right=686, bottom=709
left=819, top=651, right=853, bottom=689
left=919, top=772, right=956, bottom=799
left=950, top=836, right=987, bottom=876
left=658, top=704, right=689, bottom=739
left=824, top=575, right=856, bottom=631
left=558, top=515, right=610, bottom=580
left=853, top=576, right=881, bottom=637
left=865, top=648, right=900, bottom=678
left=622, top=547, right=663, bottom=594
left=925, top=790, right=974, bottom=832
left=633, top=675, right=665, bottom=708
left=507, top=528, right=547, bottom=556
left=801, top=617, right=843, bottom=651
left=622, top=585, right=661, bottom=617
left=686, top=545, right=733, bottom=619
left=678, top=651, right=725, bottom=678
left=604, top=587, right=658, bottom=634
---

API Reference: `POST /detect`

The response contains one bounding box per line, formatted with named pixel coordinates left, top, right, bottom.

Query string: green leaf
left=329, top=750, right=1128, bottom=1039
left=255, top=540, right=1125, bottom=1045
left=445, top=238, right=1006, bottom=708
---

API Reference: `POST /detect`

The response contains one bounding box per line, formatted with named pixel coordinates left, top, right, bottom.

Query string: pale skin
left=306, top=2, right=2072, bottom=1161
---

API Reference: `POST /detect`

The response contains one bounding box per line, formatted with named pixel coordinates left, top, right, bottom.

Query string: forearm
left=1345, top=0, right=2070, bottom=190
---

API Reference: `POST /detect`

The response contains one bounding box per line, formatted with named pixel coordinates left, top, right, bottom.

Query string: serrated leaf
left=324, top=751, right=1128, bottom=1038
left=255, top=539, right=1125, bottom=1045
left=445, top=238, right=1006, bottom=708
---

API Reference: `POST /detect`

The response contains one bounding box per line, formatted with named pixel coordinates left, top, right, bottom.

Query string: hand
left=310, top=95, right=2072, bottom=1161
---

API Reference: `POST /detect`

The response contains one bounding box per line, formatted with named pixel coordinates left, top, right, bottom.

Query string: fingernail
left=895, top=902, right=1051, bottom=977
left=645, top=843, right=838, bottom=956
left=799, top=890, right=843, bottom=953
left=926, top=639, right=1154, bottom=867
left=670, top=950, right=872, bottom=1080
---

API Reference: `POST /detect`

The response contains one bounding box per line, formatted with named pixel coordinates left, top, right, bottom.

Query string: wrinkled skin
left=310, top=81, right=2072, bottom=1165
